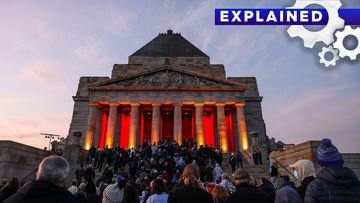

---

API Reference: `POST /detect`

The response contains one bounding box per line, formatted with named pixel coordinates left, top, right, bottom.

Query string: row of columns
left=84, top=102, right=249, bottom=152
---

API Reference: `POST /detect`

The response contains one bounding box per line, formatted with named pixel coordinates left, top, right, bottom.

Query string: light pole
left=41, top=133, right=61, bottom=150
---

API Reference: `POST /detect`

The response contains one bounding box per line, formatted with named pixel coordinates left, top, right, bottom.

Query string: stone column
left=235, top=102, right=249, bottom=151
left=216, top=103, right=228, bottom=152
left=195, top=103, right=205, bottom=146
left=173, top=103, right=183, bottom=145
left=128, top=103, right=140, bottom=149
left=151, top=103, right=161, bottom=145
left=84, top=103, right=99, bottom=150
left=105, top=103, right=118, bottom=148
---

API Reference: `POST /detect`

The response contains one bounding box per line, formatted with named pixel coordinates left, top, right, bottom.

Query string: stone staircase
left=222, top=153, right=269, bottom=181
left=92, top=154, right=270, bottom=183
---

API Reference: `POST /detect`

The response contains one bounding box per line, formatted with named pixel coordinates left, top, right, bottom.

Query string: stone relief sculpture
left=105, top=70, right=234, bottom=88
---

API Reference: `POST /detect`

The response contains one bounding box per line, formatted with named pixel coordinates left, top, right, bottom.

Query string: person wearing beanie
left=305, top=138, right=360, bottom=203
left=289, top=159, right=315, bottom=201
left=225, top=169, right=272, bottom=203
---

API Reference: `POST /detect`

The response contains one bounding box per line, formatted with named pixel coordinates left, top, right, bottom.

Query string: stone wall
left=269, top=141, right=360, bottom=180
left=111, top=57, right=225, bottom=79
left=68, top=76, right=109, bottom=145
left=0, top=141, right=49, bottom=182
left=0, top=141, right=82, bottom=184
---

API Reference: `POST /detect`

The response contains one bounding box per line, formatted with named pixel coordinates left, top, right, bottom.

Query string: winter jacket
left=0, top=186, right=19, bottom=202
left=304, top=166, right=360, bottom=203
left=225, top=182, right=272, bottom=203
left=213, top=164, right=223, bottom=181
left=275, top=182, right=302, bottom=203
left=259, top=181, right=276, bottom=202
left=297, top=176, right=315, bottom=201
left=3, top=180, right=79, bottom=203
left=168, top=185, right=212, bottom=203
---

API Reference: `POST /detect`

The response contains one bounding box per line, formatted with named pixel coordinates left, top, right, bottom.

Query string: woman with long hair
left=211, top=185, right=229, bottom=203
left=146, top=179, right=168, bottom=203
left=168, top=164, right=212, bottom=203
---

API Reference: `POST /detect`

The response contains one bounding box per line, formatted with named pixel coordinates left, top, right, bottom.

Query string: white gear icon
left=318, top=46, right=340, bottom=67
left=333, top=26, right=360, bottom=60
left=287, top=0, right=344, bottom=48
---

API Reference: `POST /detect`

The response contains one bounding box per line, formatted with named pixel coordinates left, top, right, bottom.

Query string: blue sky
left=0, top=0, right=359, bottom=152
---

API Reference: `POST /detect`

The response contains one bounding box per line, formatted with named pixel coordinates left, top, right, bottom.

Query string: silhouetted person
left=4, top=155, right=79, bottom=203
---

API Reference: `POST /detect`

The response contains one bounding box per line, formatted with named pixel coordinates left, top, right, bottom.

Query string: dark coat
left=296, top=176, right=315, bottom=201
left=0, top=186, right=19, bottom=202
left=3, top=180, right=79, bottom=203
left=270, top=165, right=278, bottom=177
left=225, top=182, right=272, bottom=203
left=259, top=181, right=276, bottom=202
left=168, top=185, right=213, bottom=203
left=305, top=166, right=360, bottom=203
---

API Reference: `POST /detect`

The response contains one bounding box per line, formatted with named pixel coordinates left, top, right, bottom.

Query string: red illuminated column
left=105, top=103, right=118, bottom=148
left=235, top=102, right=249, bottom=151
left=151, top=103, right=161, bottom=145
left=85, top=103, right=99, bottom=150
left=129, top=103, right=140, bottom=149
left=195, top=103, right=205, bottom=146
left=216, top=103, right=228, bottom=152
left=173, top=103, right=183, bottom=145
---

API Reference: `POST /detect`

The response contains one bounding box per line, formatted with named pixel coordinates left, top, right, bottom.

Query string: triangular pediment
left=89, top=67, right=245, bottom=91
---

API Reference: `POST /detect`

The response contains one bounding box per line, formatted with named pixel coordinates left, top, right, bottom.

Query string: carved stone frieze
left=101, top=70, right=234, bottom=89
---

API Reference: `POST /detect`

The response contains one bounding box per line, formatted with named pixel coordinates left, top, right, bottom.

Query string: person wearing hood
left=289, top=159, right=315, bottom=201
left=305, top=138, right=360, bottom=203
left=4, top=156, right=79, bottom=203
left=213, top=163, right=223, bottom=182
left=275, top=175, right=302, bottom=203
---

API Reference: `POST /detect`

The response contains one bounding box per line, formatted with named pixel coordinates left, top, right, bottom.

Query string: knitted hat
left=103, top=183, right=124, bottom=203
left=115, top=175, right=125, bottom=183
left=317, top=138, right=344, bottom=167
left=232, top=169, right=250, bottom=180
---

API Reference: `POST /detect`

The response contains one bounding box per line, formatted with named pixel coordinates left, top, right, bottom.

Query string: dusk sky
left=1, top=0, right=359, bottom=152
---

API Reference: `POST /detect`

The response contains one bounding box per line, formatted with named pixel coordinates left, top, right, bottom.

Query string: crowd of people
left=0, top=138, right=359, bottom=203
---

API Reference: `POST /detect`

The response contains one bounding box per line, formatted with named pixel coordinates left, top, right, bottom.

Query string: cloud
left=19, top=61, right=68, bottom=93
left=75, top=37, right=106, bottom=61
left=265, top=84, right=360, bottom=152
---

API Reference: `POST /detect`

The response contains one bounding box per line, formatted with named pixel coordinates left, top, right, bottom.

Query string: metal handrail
left=243, top=150, right=252, bottom=160
left=270, top=156, right=300, bottom=183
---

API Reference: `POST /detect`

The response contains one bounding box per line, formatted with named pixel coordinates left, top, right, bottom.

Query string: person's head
left=221, top=173, right=230, bottom=181
left=36, top=155, right=70, bottom=187
left=232, top=169, right=250, bottom=186
left=317, top=138, right=344, bottom=168
left=72, top=180, right=76, bottom=186
left=85, top=179, right=96, bottom=194
left=290, top=159, right=316, bottom=182
left=151, top=178, right=167, bottom=195
left=123, top=184, right=139, bottom=203
left=116, top=175, right=126, bottom=189
left=78, top=183, right=86, bottom=192
left=259, top=177, right=268, bottom=185
left=211, top=185, right=229, bottom=200
left=182, top=164, right=200, bottom=187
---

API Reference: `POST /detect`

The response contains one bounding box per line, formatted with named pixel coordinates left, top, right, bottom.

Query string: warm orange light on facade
left=242, top=131, right=249, bottom=150
left=221, top=141, right=228, bottom=153
left=128, top=134, right=135, bottom=149
left=85, top=139, right=91, bottom=150
left=235, top=102, right=249, bottom=151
